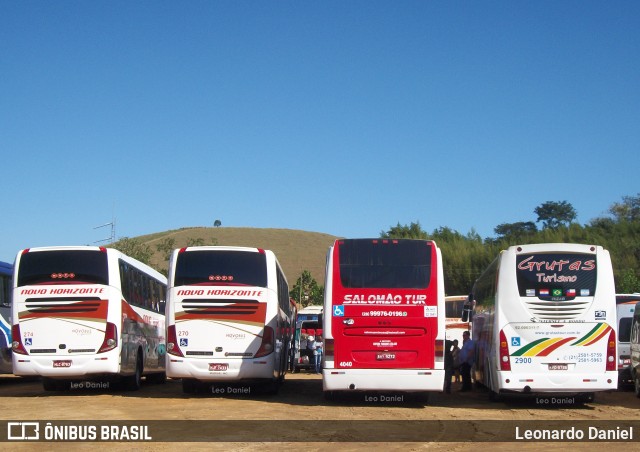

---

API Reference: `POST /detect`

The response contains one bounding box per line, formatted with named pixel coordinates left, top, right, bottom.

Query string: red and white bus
left=165, top=246, right=295, bottom=394
left=322, top=239, right=446, bottom=399
left=12, top=246, right=167, bottom=391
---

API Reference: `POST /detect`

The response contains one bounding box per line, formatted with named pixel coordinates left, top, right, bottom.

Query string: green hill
left=135, top=227, right=339, bottom=284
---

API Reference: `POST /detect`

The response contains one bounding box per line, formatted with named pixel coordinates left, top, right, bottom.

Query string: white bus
left=165, top=246, right=295, bottom=394
left=470, top=243, right=617, bottom=402
left=12, top=246, right=167, bottom=391
left=445, top=295, right=469, bottom=345
left=0, top=261, right=13, bottom=374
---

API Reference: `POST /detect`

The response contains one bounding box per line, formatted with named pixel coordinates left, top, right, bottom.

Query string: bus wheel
left=634, top=376, right=640, bottom=398
left=324, top=390, right=335, bottom=401
left=182, top=379, right=197, bottom=394
left=125, top=351, right=143, bottom=391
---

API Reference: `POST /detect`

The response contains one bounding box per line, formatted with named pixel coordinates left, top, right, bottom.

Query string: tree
left=156, top=237, right=176, bottom=262
left=609, top=193, right=640, bottom=223
left=290, top=270, right=323, bottom=308
left=187, top=237, right=204, bottom=247
left=214, top=219, right=222, bottom=227
left=494, top=221, right=537, bottom=239
left=618, top=269, right=640, bottom=294
left=534, top=201, right=577, bottom=229
left=381, top=221, right=428, bottom=239
left=111, top=237, right=153, bottom=266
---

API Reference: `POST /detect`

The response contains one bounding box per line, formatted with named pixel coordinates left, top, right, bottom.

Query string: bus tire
left=125, top=350, right=143, bottom=391
left=324, top=390, right=335, bottom=401
left=634, top=376, right=640, bottom=398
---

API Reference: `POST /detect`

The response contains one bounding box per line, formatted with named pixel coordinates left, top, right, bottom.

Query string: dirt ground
left=1, top=372, right=639, bottom=451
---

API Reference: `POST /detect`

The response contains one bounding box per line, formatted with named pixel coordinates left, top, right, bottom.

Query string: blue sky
left=2, top=1, right=638, bottom=263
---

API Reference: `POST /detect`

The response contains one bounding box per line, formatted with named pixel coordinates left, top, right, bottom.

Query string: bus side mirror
left=461, top=302, right=473, bottom=322
left=461, top=294, right=474, bottom=322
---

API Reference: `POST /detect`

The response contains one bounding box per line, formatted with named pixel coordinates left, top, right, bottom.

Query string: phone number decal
left=362, top=311, right=408, bottom=317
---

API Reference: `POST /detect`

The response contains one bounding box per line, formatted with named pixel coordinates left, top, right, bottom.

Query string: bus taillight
left=98, top=322, right=118, bottom=353
left=499, top=330, right=511, bottom=371
left=606, top=329, right=616, bottom=372
left=255, top=326, right=274, bottom=358
left=324, top=338, right=334, bottom=358
left=11, top=324, right=28, bottom=355
left=166, top=325, right=184, bottom=357
left=435, top=339, right=444, bottom=363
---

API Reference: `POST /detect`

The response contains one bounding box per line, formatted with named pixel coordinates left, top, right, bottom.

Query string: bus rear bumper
left=495, top=370, right=618, bottom=394
left=322, top=368, right=445, bottom=392
left=12, top=354, right=120, bottom=377
left=166, top=357, right=275, bottom=381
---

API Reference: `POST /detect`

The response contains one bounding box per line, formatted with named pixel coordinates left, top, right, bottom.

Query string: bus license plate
left=548, top=363, right=568, bottom=371
left=209, top=363, right=228, bottom=371
left=53, top=360, right=72, bottom=368
left=376, top=353, right=396, bottom=361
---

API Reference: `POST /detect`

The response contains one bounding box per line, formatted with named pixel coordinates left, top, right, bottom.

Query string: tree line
left=111, top=194, right=640, bottom=306
left=379, top=194, right=640, bottom=295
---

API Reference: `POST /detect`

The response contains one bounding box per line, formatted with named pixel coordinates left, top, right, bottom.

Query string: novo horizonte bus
left=322, top=238, right=446, bottom=400
left=0, top=261, right=13, bottom=374
left=165, top=246, right=295, bottom=394
left=12, top=246, right=167, bottom=391
left=469, top=243, right=617, bottom=402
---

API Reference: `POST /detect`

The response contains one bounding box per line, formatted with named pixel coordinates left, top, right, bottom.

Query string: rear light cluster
left=435, top=339, right=444, bottom=363
left=98, top=322, right=118, bottom=353
left=606, top=329, right=616, bottom=372
left=254, top=326, right=274, bottom=358
left=167, top=325, right=184, bottom=357
left=324, top=338, right=334, bottom=360
left=499, top=330, right=511, bottom=371
left=11, top=324, right=28, bottom=355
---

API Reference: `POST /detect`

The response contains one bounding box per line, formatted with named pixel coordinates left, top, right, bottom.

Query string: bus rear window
left=174, top=250, right=267, bottom=287
left=515, top=253, right=597, bottom=299
left=338, top=239, right=432, bottom=289
left=17, top=250, right=109, bottom=286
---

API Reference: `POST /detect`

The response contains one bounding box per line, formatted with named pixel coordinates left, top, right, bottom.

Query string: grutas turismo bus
left=165, top=246, right=295, bottom=394
left=322, top=238, right=446, bottom=400
left=12, top=246, right=167, bottom=391
left=470, top=243, right=617, bottom=402
left=0, top=261, right=13, bottom=374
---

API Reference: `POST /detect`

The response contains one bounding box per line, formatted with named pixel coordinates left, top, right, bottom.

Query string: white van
left=617, top=294, right=640, bottom=386
left=629, top=300, right=640, bottom=397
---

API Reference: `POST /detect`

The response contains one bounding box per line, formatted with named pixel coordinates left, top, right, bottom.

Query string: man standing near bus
left=458, top=331, right=476, bottom=392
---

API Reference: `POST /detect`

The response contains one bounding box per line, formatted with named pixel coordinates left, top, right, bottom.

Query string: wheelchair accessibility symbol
left=180, top=338, right=188, bottom=347
left=333, top=305, right=344, bottom=317
left=511, top=337, right=520, bottom=347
